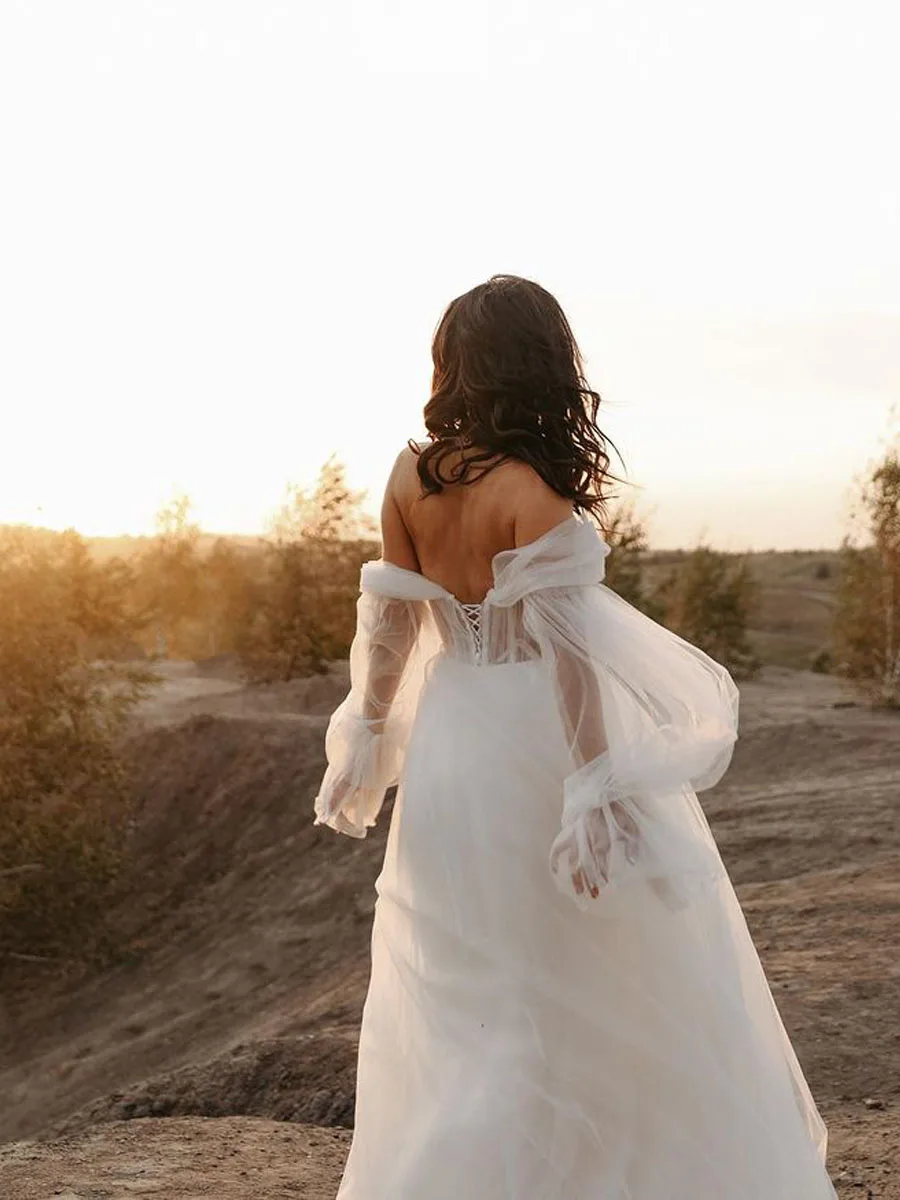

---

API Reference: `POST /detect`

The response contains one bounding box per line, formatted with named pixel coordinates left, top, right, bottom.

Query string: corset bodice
left=427, top=595, right=539, bottom=666
left=358, top=515, right=611, bottom=667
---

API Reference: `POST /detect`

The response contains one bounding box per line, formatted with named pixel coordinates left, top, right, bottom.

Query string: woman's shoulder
left=386, top=443, right=423, bottom=505
left=506, top=466, right=575, bottom=547
left=392, top=445, right=573, bottom=534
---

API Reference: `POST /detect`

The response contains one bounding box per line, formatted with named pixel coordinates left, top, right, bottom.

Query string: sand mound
left=0, top=689, right=381, bottom=1145
left=49, top=1035, right=357, bottom=1136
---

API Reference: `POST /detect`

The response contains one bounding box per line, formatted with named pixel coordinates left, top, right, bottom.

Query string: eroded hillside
left=0, top=661, right=897, bottom=1198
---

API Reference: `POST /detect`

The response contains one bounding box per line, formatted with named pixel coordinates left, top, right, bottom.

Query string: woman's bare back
left=382, top=446, right=574, bottom=604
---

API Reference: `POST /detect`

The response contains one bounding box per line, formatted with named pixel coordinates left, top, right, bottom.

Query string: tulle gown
left=313, top=515, right=837, bottom=1199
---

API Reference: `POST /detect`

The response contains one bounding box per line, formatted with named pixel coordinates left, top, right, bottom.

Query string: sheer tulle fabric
left=313, top=516, right=837, bottom=1199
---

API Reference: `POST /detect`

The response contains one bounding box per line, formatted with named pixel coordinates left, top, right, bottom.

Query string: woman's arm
left=380, top=449, right=421, bottom=571
left=359, top=453, right=423, bottom=731
left=537, top=587, right=641, bottom=903
left=313, top=455, right=426, bottom=836
left=512, top=484, right=628, bottom=900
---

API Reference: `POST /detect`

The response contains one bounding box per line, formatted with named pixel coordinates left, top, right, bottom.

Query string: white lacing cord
left=460, top=602, right=484, bottom=662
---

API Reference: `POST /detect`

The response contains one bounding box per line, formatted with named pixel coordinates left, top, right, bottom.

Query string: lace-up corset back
left=460, top=602, right=484, bottom=662
left=428, top=594, right=532, bottom=666
left=356, top=516, right=613, bottom=668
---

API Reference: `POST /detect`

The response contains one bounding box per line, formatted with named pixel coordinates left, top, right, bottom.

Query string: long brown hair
left=411, top=274, right=619, bottom=518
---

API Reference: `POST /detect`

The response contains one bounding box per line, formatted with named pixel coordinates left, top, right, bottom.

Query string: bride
left=313, top=274, right=838, bottom=1198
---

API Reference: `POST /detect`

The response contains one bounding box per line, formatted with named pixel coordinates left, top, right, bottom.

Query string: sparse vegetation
left=110, top=460, right=376, bottom=677
left=0, top=528, right=153, bottom=970
left=134, top=493, right=205, bottom=659
left=651, top=545, right=760, bottom=679
left=2, top=451, right=869, bottom=976
left=600, top=511, right=760, bottom=677
left=201, top=536, right=259, bottom=660
left=600, top=504, right=652, bottom=610
left=835, top=445, right=900, bottom=707
left=0, top=457, right=382, bottom=974
left=238, top=458, right=377, bottom=681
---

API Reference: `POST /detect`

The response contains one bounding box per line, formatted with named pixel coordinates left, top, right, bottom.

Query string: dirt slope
left=0, top=663, right=897, bottom=1198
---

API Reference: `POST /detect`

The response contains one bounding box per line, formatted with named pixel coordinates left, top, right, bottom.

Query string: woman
left=314, top=275, right=837, bottom=1198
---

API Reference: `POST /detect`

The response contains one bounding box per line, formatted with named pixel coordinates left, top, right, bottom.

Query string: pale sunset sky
left=1, top=1, right=898, bottom=549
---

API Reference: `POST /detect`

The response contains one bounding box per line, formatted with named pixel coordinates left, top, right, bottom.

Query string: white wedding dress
left=314, top=516, right=837, bottom=1199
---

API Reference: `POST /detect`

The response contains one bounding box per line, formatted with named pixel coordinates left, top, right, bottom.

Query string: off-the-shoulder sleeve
left=313, top=562, right=443, bottom=838
left=520, top=560, right=739, bottom=912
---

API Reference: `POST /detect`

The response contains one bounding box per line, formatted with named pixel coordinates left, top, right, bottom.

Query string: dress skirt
left=335, top=655, right=837, bottom=1200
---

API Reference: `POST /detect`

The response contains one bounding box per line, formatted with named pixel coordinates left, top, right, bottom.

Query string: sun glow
left=1, top=1, right=898, bottom=549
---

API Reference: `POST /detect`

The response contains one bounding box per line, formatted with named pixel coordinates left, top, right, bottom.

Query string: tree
left=834, top=446, right=900, bottom=707
left=242, top=458, right=376, bottom=680
left=652, top=545, right=759, bottom=679
left=600, top=504, right=651, bottom=609
left=135, top=492, right=203, bottom=657
left=271, top=455, right=373, bottom=543
left=201, top=537, right=259, bottom=659
left=0, top=527, right=153, bottom=969
left=55, top=528, right=141, bottom=658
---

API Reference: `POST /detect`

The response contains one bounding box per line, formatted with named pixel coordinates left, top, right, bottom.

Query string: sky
left=1, top=0, right=898, bottom=550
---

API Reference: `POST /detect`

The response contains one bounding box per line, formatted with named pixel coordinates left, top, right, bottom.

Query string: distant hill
left=742, top=549, right=839, bottom=671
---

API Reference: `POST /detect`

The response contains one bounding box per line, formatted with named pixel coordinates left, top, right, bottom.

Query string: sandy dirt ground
left=0, top=660, right=897, bottom=1198
left=0, top=1117, right=350, bottom=1198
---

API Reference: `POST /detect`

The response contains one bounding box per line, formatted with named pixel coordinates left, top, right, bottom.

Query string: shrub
left=600, top=504, right=651, bottom=610
left=0, top=528, right=152, bottom=970
left=834, top=447, right=900, bottom=707
left=240, top=458, right=376, bottom=681
left=133, top=493, right=204, bottom=659
left=810, top=648, right=832, bottom=674
left=652, top=545, right=760, bottom=679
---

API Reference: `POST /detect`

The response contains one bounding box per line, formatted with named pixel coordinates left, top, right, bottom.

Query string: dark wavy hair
left=411, top=274, right=619, bottom=519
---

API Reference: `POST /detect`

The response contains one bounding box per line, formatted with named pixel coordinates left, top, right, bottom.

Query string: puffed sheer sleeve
left=509, top=528, right=740, bottom=913
left=313, top=562, right=442, bottom=838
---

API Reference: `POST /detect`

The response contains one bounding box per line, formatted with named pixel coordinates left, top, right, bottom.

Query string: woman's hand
left=317, top=772, right=355, bottom=822
left=549, top=799, right=641, bottom=902
left=549, top=828, right=601, bottom=899
left=549, top=814, right=608, bottom=900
